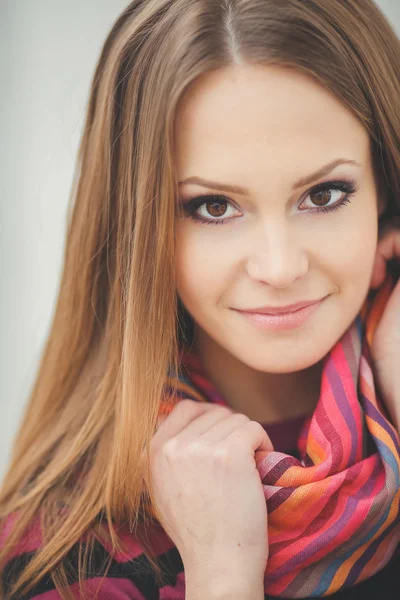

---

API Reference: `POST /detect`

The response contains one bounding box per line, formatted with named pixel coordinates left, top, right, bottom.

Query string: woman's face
left=174, top=64, right=383, bottom=373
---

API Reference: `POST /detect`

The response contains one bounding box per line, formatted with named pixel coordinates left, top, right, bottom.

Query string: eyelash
left=180, top=179, right=360, bottom=226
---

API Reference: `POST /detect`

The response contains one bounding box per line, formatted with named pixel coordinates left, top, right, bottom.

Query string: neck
left=193, top=327, right=323, bottom=424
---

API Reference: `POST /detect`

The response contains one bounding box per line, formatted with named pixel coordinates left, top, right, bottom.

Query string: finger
left=371, top=275, right=400, bottom=360
left=370, top=230, right=400, bottom=289
left=173, top=405, right=235, bottom=443
left=377, top=229, right=400, bottom=260
left=224, top=420, right=274, bottom=454
left=154, top=399, right=216, bottom=443
left=200, top=412, right=251, bottom=442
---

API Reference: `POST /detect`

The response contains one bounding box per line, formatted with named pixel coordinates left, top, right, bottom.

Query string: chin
left=230, top=342, right=329, bottom=374
left=244, top=357, right=321, bottom=374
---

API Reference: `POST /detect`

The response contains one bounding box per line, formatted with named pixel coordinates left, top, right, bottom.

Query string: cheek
left=332, top=209, right=378, bottom=278
left=321, top=206, right=378, bottom=314
left=175, top=229, right=233, bottom=314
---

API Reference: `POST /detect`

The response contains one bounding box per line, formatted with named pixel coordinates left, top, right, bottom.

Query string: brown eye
left=180, top=193, right=241, bottom=225
left=205, top=199, right=228, bottom=217
left=300, top=180, right=359, bottom=213
left=309, top=189, right=333, bottom=207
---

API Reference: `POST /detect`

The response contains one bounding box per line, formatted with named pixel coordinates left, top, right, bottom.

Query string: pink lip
left=234, top=298, right=326, bottom=330
left=238, top=298, right=324, bottom=315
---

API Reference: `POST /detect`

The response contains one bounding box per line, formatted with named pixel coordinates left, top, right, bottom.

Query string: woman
left=1, top=0, right=399, bottom=598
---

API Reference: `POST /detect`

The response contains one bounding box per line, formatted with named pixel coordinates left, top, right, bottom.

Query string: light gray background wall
left=1, top=0, right=399, bottom=480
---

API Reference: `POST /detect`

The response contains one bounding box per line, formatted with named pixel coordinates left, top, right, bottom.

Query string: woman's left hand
left=369, top=219, right=400, bottom=433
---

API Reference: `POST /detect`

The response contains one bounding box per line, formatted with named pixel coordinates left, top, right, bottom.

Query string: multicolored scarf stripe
left=157, top=272, right=400, bottom=598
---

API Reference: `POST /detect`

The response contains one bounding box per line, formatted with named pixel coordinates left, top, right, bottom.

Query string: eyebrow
left=178, top=158, right=362, bottom=196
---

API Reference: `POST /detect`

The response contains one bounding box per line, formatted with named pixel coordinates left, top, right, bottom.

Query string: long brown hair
left=1, top=0, right=399, bottom=598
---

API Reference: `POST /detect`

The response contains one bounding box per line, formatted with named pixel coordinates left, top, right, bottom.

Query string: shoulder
left=1, top=513, right=186, bottom=599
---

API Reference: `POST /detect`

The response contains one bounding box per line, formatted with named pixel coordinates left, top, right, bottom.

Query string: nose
left=246, top=219, right=309, bottom=288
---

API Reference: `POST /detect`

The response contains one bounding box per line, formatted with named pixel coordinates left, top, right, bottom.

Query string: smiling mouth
left=235, top=297, right=327, bottom=316
left=240, top=301, right=321, bottom=315
left=233, top=297, right=326, bottom=330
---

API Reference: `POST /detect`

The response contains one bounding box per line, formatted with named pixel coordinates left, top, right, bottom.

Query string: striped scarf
left=157, top=273, right=400, bottom=598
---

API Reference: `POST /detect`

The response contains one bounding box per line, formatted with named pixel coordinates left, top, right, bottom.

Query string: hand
left=149, top=400, right=273, bottom=583
left=369, top=219, right=400, bottom=432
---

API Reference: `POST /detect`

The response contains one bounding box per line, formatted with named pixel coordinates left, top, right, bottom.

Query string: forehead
left=174, top=64, right=370, bottom=179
